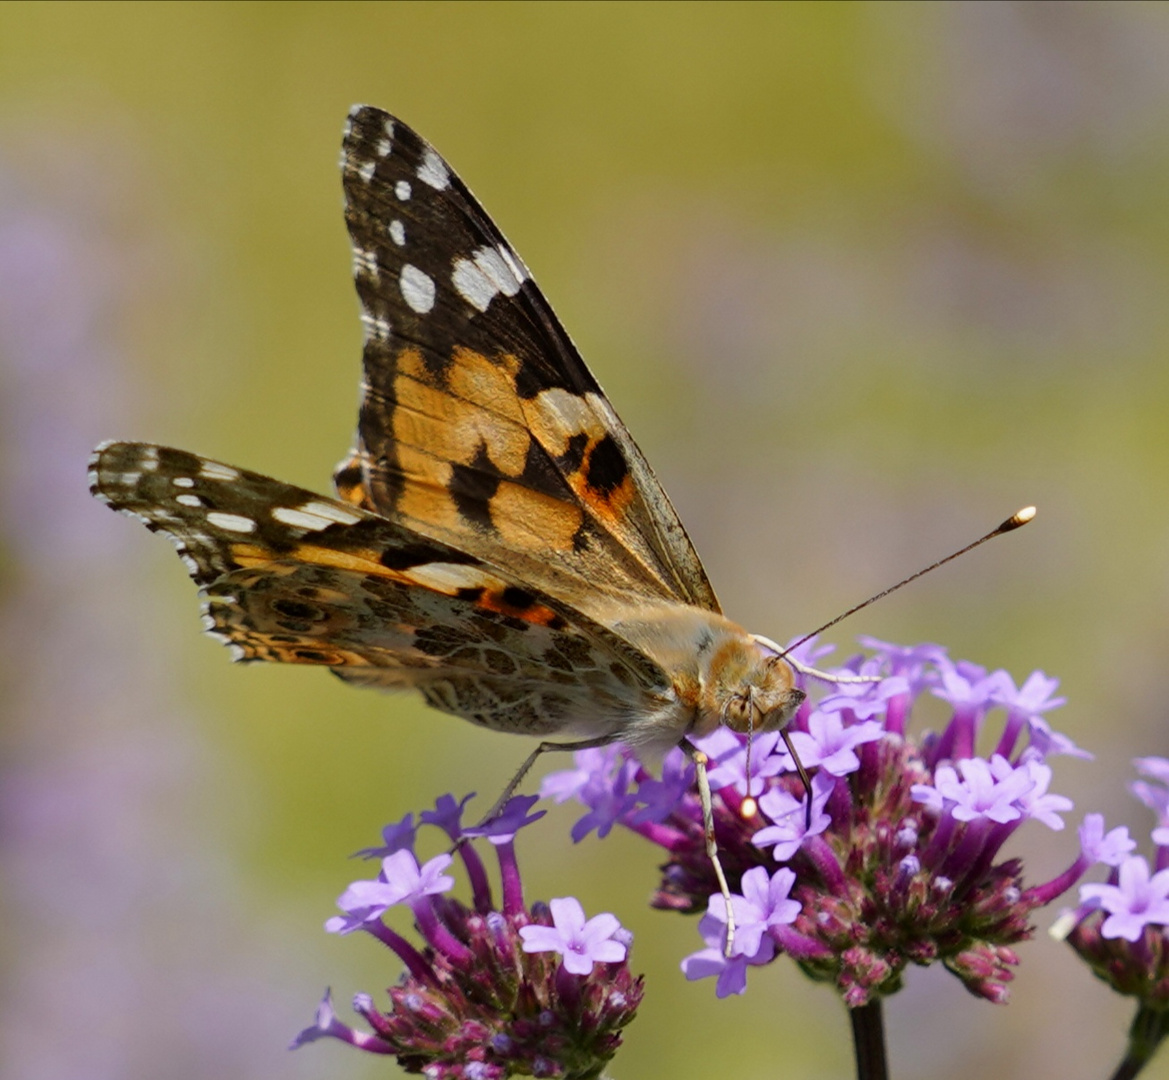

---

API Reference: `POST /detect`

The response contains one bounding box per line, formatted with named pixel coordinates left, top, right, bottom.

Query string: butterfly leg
left=680, top=736, right=737, bottom=958
left=477, top=734, right=621, bottom=828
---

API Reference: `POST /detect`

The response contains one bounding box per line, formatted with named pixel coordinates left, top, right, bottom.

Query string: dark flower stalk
left=543, top=637, right=1115, bottom=1012
left=293, top=794, right=642, bottom=1079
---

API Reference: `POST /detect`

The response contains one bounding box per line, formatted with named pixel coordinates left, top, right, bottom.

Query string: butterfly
left=89, top=105, right=812, bottom=945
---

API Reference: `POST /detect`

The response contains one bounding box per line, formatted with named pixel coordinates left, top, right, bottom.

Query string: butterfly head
left=707, top=639, right=805, bottom=736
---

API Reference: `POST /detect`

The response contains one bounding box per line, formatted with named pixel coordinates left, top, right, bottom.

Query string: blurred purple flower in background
left=0, top=135, right=318, bottom=1079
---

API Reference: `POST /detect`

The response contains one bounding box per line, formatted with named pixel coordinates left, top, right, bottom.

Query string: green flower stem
left=1110, top=1003, right=1169, bottom=1080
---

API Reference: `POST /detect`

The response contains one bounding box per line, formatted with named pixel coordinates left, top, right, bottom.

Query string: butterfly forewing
left=336, top=106, right=720, bottom=618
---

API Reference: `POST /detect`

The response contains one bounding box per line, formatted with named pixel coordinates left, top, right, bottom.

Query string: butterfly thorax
left=602, top=603, right=804, bottom=745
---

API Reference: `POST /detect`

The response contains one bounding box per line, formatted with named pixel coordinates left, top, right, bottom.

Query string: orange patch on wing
left=231, top=540, right=412, bottom=584
left=447, top=347, right=524, bottom=425
left=392, top=378, right=470, bottom=452
left=393, top=350, right=530, bottom=477
left=394, top=345, right=429, bottom=382
left=392, top=445, right=462, bottom=530
left=491, top=481, right=582, bottom=553
left=474, top=588, right=564, bottom=628
left=583, top=472, right=636, bottom=521
left=282, top=543, right=392, bottom=575
left=228, top=542, right=282, bottom=568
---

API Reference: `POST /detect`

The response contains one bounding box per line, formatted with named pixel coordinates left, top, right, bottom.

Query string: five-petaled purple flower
left=1080, top=856, right=1169, bottom=942
left=519, top=897, right=628, bottom=975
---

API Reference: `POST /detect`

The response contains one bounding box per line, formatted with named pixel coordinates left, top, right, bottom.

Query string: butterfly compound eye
left=723, top=692, right=756, bottom=734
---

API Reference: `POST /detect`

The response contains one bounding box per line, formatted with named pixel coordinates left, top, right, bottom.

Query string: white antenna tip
left=1004, top=506, right=1037, bottom=531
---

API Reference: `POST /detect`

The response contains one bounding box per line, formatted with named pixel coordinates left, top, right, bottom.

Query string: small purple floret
left=419, top=792, right=476, bottom=841
left=1079, top=813, right=1136, bottom=867
left=353, top=813, right=416, bottom=860
left=786, top=711, right=885, bottom=777
left=463, top=795, right=545, bottom=845
left=1081, top=856, right=1169, bottom=942
left=518, top=897, right=628, bottom=975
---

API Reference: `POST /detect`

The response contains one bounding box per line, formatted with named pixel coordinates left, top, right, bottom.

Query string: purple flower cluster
left=294, top=794, right=642, bottom=1079
left=543, top=637, right=1113, bottom=1006
left=1063, top=758, right=1169, bottom=1005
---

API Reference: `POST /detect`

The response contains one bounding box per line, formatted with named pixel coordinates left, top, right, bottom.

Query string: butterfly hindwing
left=336, top=105, right=720, bottom=618
left=89, top=441, right=668, bottom=736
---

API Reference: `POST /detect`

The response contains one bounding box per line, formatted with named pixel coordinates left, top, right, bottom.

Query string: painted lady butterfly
left=89, top=106, right=811, bottom=933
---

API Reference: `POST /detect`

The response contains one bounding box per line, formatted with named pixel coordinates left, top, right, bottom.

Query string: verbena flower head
left=293, top=793, right=642, bottom=1079
left=543, top=637, right=1106, bottom=1007
left=1063, top=758, right=1169, bottom=1007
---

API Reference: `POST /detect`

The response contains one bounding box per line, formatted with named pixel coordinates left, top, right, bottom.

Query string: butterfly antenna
left=782, top=506, right=1036, bottom=659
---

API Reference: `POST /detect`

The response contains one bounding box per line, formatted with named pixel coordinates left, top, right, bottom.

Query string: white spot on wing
left=175, top=494, right=203, bottom=508
left=407, top=562, right=502, bottom=594
left=497, top=244, right=529, bottom=283
left=206, top=512, right=256, bottom=533
left=139, top=447, right=160, bottom=471
left=173, top=476, right=195, bottom=488
left=476, top=247, right=523, bottom=296
left=353, top=248, right=380, bottom=279
left=358, top=160, right=376, bottom=182
left=376, top=138, right=391, bottom=157
left=451, top=258, right=495, bottom=313
left=360, top=310, right=391, bottom=341
left=271, top=500, right=361, bottom=530
left=399, top=264, right=436, bottom=314
left=389, top=220, right=405, bottom=246
left=416, top=147, right=450, bottom=190
left=302, top=501, right=362, bottom=524
left=395, top=180, right=411, bottom=201
left=451, top=246, right=525, bottom=313
left=200, top=461, right=241, bottom=482
left=272, top=507, right=332, bottom=531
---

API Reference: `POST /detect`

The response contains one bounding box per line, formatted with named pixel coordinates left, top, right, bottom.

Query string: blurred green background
left=4, top=2, right=1169, bottom=1077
